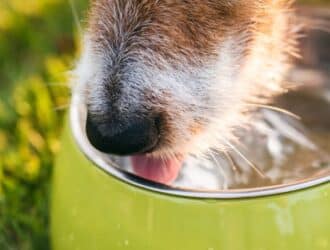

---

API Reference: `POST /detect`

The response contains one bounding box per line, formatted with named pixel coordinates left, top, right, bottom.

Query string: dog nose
left=86, top=115, right=160, bottom=155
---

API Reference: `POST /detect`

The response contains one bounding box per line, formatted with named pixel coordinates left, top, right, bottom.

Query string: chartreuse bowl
left=51, top=96, right=330, bottom=250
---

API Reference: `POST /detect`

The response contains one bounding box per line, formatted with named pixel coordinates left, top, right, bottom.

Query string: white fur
left=71, top=1, right=314, bottom=189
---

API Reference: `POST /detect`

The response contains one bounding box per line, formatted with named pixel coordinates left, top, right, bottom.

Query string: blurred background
left=0, top=0, right=328, bottom=249
left=0, top=1, right=88, bottom=249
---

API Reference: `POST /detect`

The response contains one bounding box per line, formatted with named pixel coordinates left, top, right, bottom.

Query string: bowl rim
left=70, top=94, right=330, bottom=199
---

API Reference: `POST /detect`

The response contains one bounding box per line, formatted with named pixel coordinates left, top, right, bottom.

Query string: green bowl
left=51, top=96, right=330, bottom=250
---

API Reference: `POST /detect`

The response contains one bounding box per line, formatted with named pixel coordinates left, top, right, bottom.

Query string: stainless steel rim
left=70, top=94, right=330, bottom=199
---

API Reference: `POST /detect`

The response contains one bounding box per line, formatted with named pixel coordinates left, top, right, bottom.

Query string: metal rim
left=70, top=94, right=330, bottom=199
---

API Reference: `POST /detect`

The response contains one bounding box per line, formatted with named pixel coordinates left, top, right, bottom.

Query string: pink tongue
left=131, top=155, right=183, bottom=185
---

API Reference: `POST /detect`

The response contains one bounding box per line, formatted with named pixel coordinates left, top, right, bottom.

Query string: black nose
left=86, top=115, right=160, bottom=155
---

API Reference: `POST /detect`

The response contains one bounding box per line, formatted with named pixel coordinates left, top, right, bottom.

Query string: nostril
left=86, top=114, right=160, bottom=155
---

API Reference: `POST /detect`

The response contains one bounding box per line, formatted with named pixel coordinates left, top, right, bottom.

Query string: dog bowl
left=51, top=92, right=330, bottom=250
left=51, top=8, right=330, bottom=249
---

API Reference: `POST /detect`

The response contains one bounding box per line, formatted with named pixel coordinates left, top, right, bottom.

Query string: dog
left=73, top=0, right=326, bottom=187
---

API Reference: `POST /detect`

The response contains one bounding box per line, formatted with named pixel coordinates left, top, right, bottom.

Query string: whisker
left=297, top=15, right=330, bottom=33
left=54, top=104, right=70, bottom=111
left=246, top=103, right=301, bottom=120
left=173, top=154, right=183, bottom=166
left=209, top=151, right=228, bottom=190
left=45, top=82, right=70, bottom=88
left=221, top=138, right=267, bottom=178
left=69, top=0, right=83, bottom=36
left=106, top=157, right=123, bottom=170
left=223, top=151, right=238, bottom=173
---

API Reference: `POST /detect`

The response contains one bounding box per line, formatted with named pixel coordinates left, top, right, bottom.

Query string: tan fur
left=78, top=0, right=298, bottom=159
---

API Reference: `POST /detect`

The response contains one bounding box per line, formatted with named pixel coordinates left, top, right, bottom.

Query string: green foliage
left=0, top=61, right=70, bottom=249
left=0, top=0, right=88, bottom=249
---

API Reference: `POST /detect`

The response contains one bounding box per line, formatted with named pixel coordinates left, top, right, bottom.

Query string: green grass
left=0, top=1, right=88, bottom=249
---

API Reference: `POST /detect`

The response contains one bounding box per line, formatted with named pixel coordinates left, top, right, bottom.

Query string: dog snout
left=86, top=114, right=160, bottom=155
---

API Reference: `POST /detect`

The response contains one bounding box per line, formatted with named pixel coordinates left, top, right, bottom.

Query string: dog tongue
left=131, top=155, right=183, bottom=185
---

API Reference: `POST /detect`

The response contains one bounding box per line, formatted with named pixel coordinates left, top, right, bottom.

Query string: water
left=107, top=82, right=330, bottom=191
left=114, top=28, right=330, bottom=191
left=87, top=27, right=330, bottom=192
